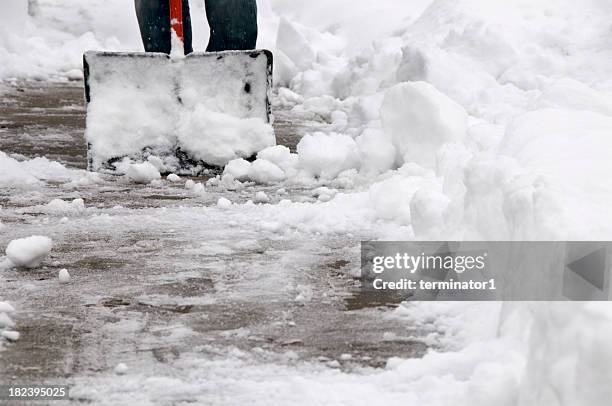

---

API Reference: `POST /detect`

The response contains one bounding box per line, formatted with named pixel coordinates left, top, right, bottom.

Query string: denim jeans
left=134, top=0, right=257, bottom=54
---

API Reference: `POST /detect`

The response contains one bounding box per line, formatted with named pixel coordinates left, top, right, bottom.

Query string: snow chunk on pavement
left=381, top=82, right=468, bottom=168
left=6, top=236, right=53, bottom=269
left=59, top=269, right=71, bottom=284
left=192, top=183, right=206, bottom=196
left=224, top=159, right=253, bottom=182
left=167, top=173, right=181, bottom=182
left=257, top=145, right=298, bottom=172
left=42, top=198, right=85, bottom=215
left=1, top=331, right=19, bottom=342
left=0, top=302, right=15, bottom=314
left=224, top=156, right=290, bottom=184
left=297, top=132, right=360, bottom=180
left=250, top=159, right=286, bottom=184
left=254, top=191, right=271, bottom=204
left=114, top=363, right=129, bottom=375
left=125, top=162, right=162, bottom=184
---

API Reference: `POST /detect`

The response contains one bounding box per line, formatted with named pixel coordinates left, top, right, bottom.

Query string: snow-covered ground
left=2, top=0, right=612, bottom=405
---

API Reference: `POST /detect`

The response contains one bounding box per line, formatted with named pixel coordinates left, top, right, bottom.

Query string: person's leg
left=134, top=0, right=193, bottom=54
left=205, top=0, right=258, bottom=52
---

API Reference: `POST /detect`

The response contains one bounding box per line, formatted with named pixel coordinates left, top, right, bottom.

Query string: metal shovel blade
left=83, top=50, right=273, bottom=174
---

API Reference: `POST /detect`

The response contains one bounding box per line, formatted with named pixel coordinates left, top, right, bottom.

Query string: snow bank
left=381, top=82, right=468, bottom=168
left=499, top=109, right=612, bottom=239
left=5, top=235, right=53, bottom=269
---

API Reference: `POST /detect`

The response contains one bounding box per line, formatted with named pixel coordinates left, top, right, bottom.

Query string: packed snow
left=5, top=235, right=53, bottom=269
left=20, top=198, right=86, bottom=216
left=2, top=0, right=612, bottom=405
left=124, top=162, right=162, bottom=184
left=58, top=268, right=71, bottom=284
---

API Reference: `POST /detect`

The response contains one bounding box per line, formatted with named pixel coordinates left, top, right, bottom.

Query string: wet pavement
left=0, top=82, right=426, bottom=398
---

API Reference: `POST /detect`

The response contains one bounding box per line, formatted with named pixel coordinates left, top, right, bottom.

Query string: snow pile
left=381, top=81, right=468, bottom=168
left=253, top=0, right=612, bottom=242
left=517, top=302, right=612, bottom=406
left=0, top=150, right=88, bottom=187
left=0, top=0, right=136, bottom=80
left=5, top=236, right=53, bottom=269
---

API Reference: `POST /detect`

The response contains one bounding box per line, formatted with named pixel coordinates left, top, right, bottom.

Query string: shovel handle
left=169, top=0, right=184, bottom=43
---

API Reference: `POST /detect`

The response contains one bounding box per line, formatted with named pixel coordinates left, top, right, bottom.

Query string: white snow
left=217, top=198, right=233, bottom=209
left=297, top=132, right=360, bottom=180
left=167, top=174, right=181, bottom=182
left=3, top=0, right=612, bottom=404
left=249, top=159, right=286, bottom=184
left=254, top=191, right=271, bottom=204
left=191, top=183, right=206, bottom=196
left=0, top=300, right=18, bottom=347
left=0, top=302, right=15, bottom=314
left=58, top=268, right=71, bottom=284
left=0, top=150, right=87, bottom=187
left=5, top=235, right=53, bottom=269
left=224, top=159, right=254, bottom=182
left=114, top=363, right=129, bottom=375
left=381, top=81, right=469, bottom=168
left=1, top=330, right=20, bottom=342
left=125, top=162, right=162, bottom=184
left=176, top=106, right=274, bottom=167
left=22, top=198, right=86, bottom=216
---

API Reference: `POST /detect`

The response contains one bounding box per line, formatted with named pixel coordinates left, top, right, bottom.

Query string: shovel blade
left=84, top=50, right=273, bottom=174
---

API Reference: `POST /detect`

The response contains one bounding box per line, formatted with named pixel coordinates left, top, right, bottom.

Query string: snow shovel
left=83, top=0, right=274, bottom=174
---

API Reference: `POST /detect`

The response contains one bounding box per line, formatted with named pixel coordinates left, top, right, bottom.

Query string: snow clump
left=125, top=162, right=162, bottom=184
left=5, top=236, right=53, bottom=269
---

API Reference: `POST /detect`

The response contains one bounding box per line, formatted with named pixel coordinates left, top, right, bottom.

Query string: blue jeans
left=134, top=0, right=258, bottom=54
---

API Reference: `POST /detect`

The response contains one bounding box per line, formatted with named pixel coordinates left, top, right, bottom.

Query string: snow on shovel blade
left=83, top=50, right=274, bottom=174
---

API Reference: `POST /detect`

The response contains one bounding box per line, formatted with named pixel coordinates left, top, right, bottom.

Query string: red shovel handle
left=169, top=0, right=184, bottom=43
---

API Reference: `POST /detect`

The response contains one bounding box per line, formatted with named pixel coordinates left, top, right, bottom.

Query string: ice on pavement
left=5, top=235, right=53, bottom=269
